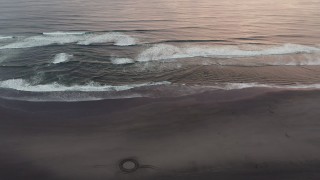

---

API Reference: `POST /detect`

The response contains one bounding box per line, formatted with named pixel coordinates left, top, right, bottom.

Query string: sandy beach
left=1, top=88, right=320, bottom=180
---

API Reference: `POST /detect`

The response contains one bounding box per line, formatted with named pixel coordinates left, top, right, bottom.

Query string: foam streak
left=0, top=79, right=170, bottom=92
left=136, top=44, right=320, bottom=62
left=0, top=32, right=136, bottom=49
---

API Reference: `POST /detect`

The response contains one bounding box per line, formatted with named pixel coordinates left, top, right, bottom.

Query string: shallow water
left=1, top=0, right=320, bottom=101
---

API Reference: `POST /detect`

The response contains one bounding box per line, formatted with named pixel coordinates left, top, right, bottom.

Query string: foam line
left=111, top=58, right=134, bottom=64
left=196, top=82, right=320, bottom=90
left=0, top=32, right=136, bottom=49
left=0, top=79, right=170, bottom=92
left=2, top=79, right=320, bottom=93
left=136, top=44, right=320, bottom=62
left=0, top=36, right=14, bottom=40
left=77, top=32, right=136, bottom=46
left=43, top=31, right=87, bottom=35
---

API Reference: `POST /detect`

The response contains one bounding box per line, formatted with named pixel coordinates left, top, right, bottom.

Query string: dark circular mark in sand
left=119, top=158, right=140, bottom=173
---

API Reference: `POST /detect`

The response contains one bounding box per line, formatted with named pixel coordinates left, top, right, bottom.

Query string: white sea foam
left=52, top=53, right=73, bottom=64
left=43, top=31, right=87, bottom=35
left=209, top=83, right=320, bottom=90
left=136, top=44, right=320, bottom=62
left=111, top=58, right=134, bottom=64
left=0, top=79, right=170, bottom=92
left=108, top=43, right=320, bottom=65
left=2, top=78, right=320, bottom=93
left=0, top=32, right=136, bottom=49
left=269, top=54, right=320, bottom=66
left=0, top=35, right=81, bottom=49
left=77, top=32, right=136, bottom=46
left=0, top=36, right=13, bottom=40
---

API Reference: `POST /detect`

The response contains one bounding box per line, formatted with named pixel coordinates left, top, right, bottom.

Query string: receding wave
left=136, top=44, right=320, bottom=62
left=2, top=78, right=320, bottom=93
left=52, top=53, right=73, bottom=64
left=219, top=83, right=320, bottom=90
left=0, top=32, right=136, bottom=49
left=2, top=80, right=320, bottom=102
left=0, top=79, right=170, bottom=92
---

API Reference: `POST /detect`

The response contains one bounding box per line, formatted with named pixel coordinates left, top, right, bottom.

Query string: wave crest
left=77, top=32, right=136, bottom=46
left=111, top=58, right=134, bottom=64
left=52, top=53, right=73, bottom=64
left=0, top=32, right=136, bottom=49
left=0, top=79, right=170, bottom=92
left=43, top=31, right=87, bottom=35
left=136, top=44, right=320, bottom=62
left=0, top=36, right=14, bottom=40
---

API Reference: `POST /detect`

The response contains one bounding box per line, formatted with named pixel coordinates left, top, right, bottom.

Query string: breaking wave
left=52, top=53, right=73, bottom=64
left=0, top=79, right=170, bottom=92
left=136, top=44, right=320, bottom=62
left=111, top=58, right=134, bottom=64
left=0, top=36, right=14, bottom=40
left=43, top=31, right=87, bottom=35
left=108, top=43, right=320, bottom=65
left=0, top=32, right=136, bottom=49
left=77, top=32, right=136, bottom=46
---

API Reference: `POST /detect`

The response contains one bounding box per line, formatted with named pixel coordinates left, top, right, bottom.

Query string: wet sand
left=0, top=88, right=320, bottom=180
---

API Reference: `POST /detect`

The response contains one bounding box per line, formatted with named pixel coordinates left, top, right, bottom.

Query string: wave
left=2, top=80, right=320, bottom=102
left=77, top=32, right=136, bottom=46
left=52, top=53, right=73, bottom=64
left=0, top=32, right=136, bottom=49
left=0, top=79, right=170, bottom=92
left=111, top=58, right=134, bottom=64
left=43, top=31, right=87, bottom=35
left=136, top=44, right=320, bottom=62
left=0, top=36, right=14, bottom=40
left=1, top=78, right=320, bottom=93
left=107, top=43, right=320, bottom=65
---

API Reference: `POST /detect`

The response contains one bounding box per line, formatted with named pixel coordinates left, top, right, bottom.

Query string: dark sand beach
left=1, top=88, right=320, bottom=180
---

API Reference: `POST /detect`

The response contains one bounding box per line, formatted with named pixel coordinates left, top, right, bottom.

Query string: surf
left=0, top=36, right=14, bottom=40
left=0, top=32, right=136, bottom=49
left=43, top=31, right=87, bottom=35
left=107, top=43, right=320, bottom=66
left=136, top=44, right=320, bottom=62
left=52, top=53, right=73, bottom=64
left=0, top=79, right=170, bottom=92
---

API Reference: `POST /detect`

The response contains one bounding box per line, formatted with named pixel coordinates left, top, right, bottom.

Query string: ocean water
left=1, top=0, right=320, bottom=101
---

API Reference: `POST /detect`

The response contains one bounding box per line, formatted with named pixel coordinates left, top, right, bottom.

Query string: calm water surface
left=1, top=0, right=320, bottom=101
